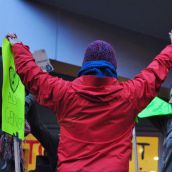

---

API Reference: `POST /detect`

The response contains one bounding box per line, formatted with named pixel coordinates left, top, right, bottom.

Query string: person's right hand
left=169, top=30, right=172, bottom=44
left=6, top=33, right=21, bottom=45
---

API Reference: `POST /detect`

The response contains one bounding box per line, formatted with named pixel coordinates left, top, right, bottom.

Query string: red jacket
left=13, top=43, right=172, bottom=172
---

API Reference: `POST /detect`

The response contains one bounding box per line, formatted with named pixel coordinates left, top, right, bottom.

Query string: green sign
left=138, top=97, right=172, bottom=118
left=2, top=38, right=25, bottom=140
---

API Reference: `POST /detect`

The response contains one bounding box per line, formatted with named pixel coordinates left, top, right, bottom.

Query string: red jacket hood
left=72, top=75, right=121, bottom=103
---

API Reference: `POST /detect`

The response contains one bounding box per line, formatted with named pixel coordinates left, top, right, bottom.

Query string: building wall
left=0, top=0, right=171, bottom=88
left=0, top=0, right=57, bottom=59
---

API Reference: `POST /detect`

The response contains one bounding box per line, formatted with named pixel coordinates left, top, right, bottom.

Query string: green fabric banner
left=2, top=38, right=25, bottom=140
left=138, top=97, right=172, bottom=118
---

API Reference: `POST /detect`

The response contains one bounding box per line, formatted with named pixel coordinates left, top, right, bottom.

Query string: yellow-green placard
left=2, top=38, right=25, bottom=140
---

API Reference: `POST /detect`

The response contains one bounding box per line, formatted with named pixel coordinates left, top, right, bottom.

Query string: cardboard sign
left=2, top=38, right=25, bottom=140
left=22, top=134, right=44, bottom=171
left=33, top=49, right=54, bottom=72
left=129, top=136, right=159, bottom=172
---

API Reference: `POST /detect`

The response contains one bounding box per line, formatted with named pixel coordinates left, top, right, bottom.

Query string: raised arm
left=6, top=33, right=69, bottom=114
left=123, top=31, right=172, bottom=116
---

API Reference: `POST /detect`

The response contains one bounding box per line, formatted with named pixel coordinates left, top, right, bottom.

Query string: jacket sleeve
left=123, top=45, right=172, bottom=116
left=12, top=43, right=69, bottom=115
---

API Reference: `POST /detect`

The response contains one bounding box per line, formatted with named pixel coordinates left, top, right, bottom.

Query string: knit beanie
left=83, top=40, right=117, bottom=68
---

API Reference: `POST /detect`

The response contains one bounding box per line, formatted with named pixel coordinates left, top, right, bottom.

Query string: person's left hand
left=6, top=33, right=21, bottom=45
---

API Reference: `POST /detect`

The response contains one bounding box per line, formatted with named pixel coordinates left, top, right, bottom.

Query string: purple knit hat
left=83, top=40, right=117, bottom=68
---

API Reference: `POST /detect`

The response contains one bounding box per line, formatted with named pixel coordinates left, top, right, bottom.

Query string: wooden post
left=133, top=127, right=139, bottom=172
left=14, top=136, right=21, bottom=172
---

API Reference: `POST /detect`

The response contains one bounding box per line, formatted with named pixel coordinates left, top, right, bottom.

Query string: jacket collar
left=74, top=75, right=118, bottom=87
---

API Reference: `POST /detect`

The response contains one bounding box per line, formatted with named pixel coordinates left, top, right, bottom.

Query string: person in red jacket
left=6, top=31, right=172, bottom=172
